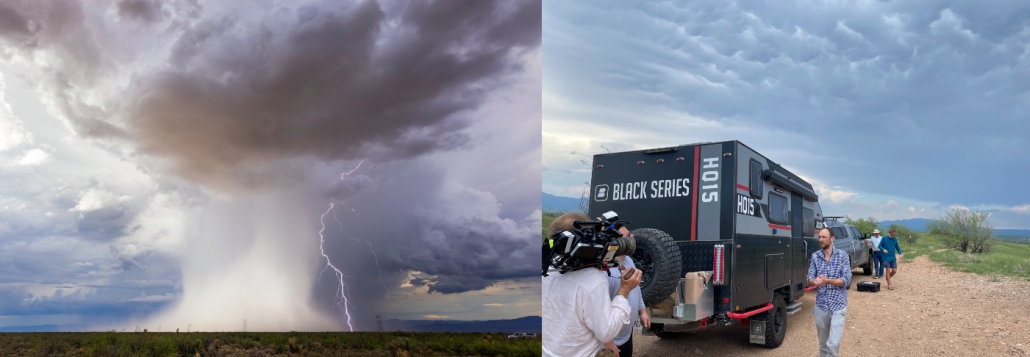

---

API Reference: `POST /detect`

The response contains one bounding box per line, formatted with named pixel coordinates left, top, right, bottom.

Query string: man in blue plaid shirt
left=807, top=227, right=851, bottom=357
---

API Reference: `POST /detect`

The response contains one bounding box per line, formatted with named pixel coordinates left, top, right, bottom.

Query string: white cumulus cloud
left=17, top=148, right=50, bottom=166
left=71, top=188, right=131, bottom=212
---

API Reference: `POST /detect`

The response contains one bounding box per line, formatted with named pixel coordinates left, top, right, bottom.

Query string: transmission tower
left=376, top=315, right=383, bottom=332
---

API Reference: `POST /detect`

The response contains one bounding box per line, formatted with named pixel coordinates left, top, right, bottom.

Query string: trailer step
left=786, top=301, right=803, bottom=316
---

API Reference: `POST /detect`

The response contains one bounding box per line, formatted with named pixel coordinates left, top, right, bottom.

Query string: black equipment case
left=857, top=281, right=880, bottom=292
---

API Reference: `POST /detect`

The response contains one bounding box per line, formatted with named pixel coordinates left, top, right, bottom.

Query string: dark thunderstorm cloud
left=116, top=0, right=163, bottom=23
left=0, top=0, right=541, bottom=190
left=314, top=160, right=539, bottom=324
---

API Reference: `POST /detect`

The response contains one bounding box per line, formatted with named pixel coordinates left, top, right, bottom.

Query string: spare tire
left=630, top=228, right=682, bottom=306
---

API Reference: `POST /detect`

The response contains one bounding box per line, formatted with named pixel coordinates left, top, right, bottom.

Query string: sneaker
left=874, top=276, right=879, bottom=279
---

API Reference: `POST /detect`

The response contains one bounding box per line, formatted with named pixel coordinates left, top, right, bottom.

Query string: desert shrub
left=844, top=216, right=879, bottom=236
left=928, top=209, right=996, bottom=253
left=177, top=337, right=204, bottom=355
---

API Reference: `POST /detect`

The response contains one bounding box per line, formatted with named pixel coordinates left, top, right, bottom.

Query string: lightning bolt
left=339, top=159, right=371, bottom=180
left=332, top=159, right=389, bottom=298
left=316, top=159, right=389, bottom=331
left=318, top=203, right=354, bottom=331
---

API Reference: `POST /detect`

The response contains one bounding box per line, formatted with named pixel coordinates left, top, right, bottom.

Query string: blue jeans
left=814, top=306, right=847, bottom=357
left=872, top=252, right=884, bottom=277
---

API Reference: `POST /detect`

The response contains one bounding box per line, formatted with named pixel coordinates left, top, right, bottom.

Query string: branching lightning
left=318, top=204, right=354, bottom=331
left=339, top=159, right=371, bottom=180
left=316, top=159, right=389, bottom=331
left=330, top=199, right=390, bottom=299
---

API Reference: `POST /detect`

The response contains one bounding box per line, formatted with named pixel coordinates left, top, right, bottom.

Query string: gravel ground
left=633, top=255, right=1030, bottom=356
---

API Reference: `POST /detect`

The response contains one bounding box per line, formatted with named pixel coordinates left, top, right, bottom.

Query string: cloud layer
left=2, top=0, right=539, bottom=190
left=543, top=1, right=1030, bottom=227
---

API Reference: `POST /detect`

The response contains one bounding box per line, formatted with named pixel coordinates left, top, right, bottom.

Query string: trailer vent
left=713, top=244, right=726, bottom=285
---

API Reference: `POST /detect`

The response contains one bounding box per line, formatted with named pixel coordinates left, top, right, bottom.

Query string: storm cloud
left=543, top=1, right=1030, bottom=228
left=1, top=0, right=539, bottom=190
left=324, top=161, right=540, bottom=296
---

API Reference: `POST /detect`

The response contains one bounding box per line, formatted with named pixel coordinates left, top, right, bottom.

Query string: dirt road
left=633, top=255, right=1030, bottom=356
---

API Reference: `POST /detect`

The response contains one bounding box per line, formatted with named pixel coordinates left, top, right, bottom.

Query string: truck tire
left=861, top=250, right=873, bottom=275
left=758, top=294, right=787, bottom=348
left=631, top=228, right=682, bottom=307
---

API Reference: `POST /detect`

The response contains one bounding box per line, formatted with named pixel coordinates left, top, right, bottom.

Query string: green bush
left=151, top=337, right=178, bottom=356
left=176, top=337, right=204, bottom=355
left=928, top=209, right=996, bottom=253
left=844, top=216, right=879, bottom=237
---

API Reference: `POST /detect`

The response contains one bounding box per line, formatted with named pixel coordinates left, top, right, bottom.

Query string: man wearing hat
left=866, top=229, right=884, bottom=279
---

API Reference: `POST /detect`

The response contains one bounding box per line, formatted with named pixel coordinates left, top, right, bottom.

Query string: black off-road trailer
left=588, top=140, right=823, bottom=347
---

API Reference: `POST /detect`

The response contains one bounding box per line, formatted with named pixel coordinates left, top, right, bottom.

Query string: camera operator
left=542, top=212, right=643, bottom=357
left=604, top=251, right=648, bottom=357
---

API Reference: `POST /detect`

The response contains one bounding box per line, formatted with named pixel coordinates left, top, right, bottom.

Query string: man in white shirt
left=866, top=229, right=884, bottom=279
left=542, top=213, right=643, bottom=357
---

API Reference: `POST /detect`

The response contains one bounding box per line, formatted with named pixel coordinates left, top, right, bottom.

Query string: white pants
left=813, top=306, right=847, bottom=357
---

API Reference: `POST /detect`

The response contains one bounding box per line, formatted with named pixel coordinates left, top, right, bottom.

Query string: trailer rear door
left=589, top=147, right=697, bottom=241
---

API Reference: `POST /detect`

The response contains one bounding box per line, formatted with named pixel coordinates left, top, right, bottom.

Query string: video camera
left=543, top=211, right=636, bottom=276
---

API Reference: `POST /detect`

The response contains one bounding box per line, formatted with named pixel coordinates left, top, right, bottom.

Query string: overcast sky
left=543, top=1, right=1030, bottom=229
left=0, top=0, right=540, bottom=332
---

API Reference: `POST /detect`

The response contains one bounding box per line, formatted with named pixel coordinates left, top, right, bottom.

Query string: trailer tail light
left=713, top=244, right=726, bottom=285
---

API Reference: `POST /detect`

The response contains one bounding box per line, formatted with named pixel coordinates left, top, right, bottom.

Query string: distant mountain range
left=0, top=324, right=67, bottom=332
left=879, top=218, right=1030, bottom=237
left=382, top=316, right=541, bottom=334
left=878, top=218, right=932, bottom=232
left=543, top=192, right=583, bottom=213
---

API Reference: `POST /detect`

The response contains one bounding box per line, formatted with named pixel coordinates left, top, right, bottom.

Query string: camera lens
left=611, top=236, right=635, bottom=256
